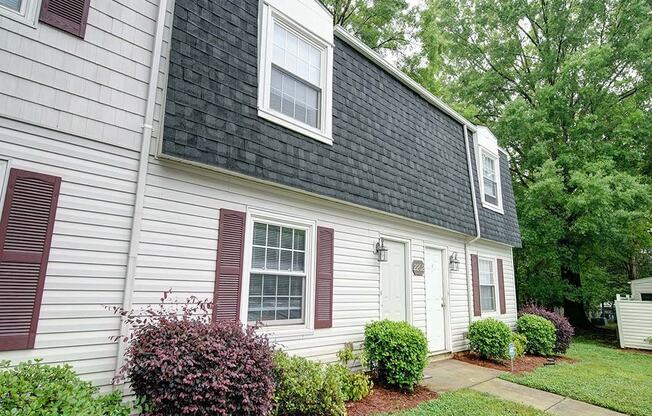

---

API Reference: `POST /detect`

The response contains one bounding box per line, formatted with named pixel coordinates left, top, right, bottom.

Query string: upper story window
left=258, top=3, right=334, bottom=145
left=479, top=149, right=503, bottom=213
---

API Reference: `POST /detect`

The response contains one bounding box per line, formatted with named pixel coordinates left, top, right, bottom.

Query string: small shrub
left=364, top=320, right=428, bottom=392
left=272, top=352, right=346, bottom=416
left=333, top=344, right=372, bottom=402
left=468, top=318, right=512, bottom=360
left=511, top=332, right=527, bottom=358
left=0, top=359, right=130, bottom=416
left=646, top=336, right=652, bottom=345
left=112, top=292, right=275, bottom=416
left=517, top=314, right=556, bottom=356
left=520, top=304, right=574, bottom=354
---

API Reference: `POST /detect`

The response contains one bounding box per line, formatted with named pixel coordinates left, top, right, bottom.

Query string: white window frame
left=478, top=257, right=498, bottom=314
left=240, top=209, right=316, bottom=335
left=257, top=3, right=334, bottom=145
left=0, top=0, right=40, bottom=28
left=478, top=148, right=504, bottom=213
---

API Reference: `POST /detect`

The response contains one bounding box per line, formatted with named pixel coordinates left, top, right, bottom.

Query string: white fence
left=615, top=294, right=652, bottom=350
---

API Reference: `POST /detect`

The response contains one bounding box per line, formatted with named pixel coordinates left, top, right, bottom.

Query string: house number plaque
left=412, top=260, right=425, bottom=276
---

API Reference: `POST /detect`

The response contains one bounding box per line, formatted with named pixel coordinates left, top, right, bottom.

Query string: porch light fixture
left=375, top=238, right=388, bottom=262
left=449, top=252, right=460, bottom=271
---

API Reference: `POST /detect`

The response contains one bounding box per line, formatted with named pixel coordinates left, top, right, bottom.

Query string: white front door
left=381, top=240, right=407, bottom=321
left=425, top=247, right=447, bottom=352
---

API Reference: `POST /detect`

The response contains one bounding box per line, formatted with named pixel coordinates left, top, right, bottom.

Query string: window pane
left=0, top=0, right=21, bottom=11
left=294, top=229, right=305, bottom=251
left=248, top=274, right=305, bottom=323
left=249, top=274, right=263, bottom=296
left=479, top=260, right=494, bottom=284
left=481, top=285, right=496, bottom=311
left=280, top=250, right=293, bottom=271
left=281, top=227, right=293, bottom=249
left=267, top=225, right=280, bottom=247
left=248, top=296, right=261, bottom=309
left=290, top=276, right=303, bottom=296
left=252, top=247, right=266, bottom=269
left=263, top=275, right=276, bottom=294
left=248, top=310, right=261, bottom=322
left=253, top=223, right=267, bottom=246
left=293, top=251, right=305, bottom=272
left=266, top=248, right=279, bottom=269
left=277, top=275, right=290, bottom=296
left=272, top=22, right=322, bottom=86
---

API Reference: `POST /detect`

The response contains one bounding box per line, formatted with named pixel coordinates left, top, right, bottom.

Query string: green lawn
left=383, top=390, right=546, bottom=416
left=501, top=336, right=652, bottom=416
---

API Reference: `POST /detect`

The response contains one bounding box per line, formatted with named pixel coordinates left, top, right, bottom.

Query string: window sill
left=0, top=6, right=38, bottom=28
left=256, top=324, right=315, bottom=340
left=258, top=108, right=333, bottom=146
left=481, top=200, right=504, bottom=215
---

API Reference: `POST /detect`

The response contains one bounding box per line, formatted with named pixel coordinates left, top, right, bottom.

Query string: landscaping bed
left=346, top=385, right=437, bottom=416
left=454, top=352, right=575, bottom=373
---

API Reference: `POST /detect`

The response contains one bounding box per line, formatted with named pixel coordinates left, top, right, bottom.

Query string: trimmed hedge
left=272, top=352, right=346, bottom=416
left=468, top=318, right=512, bottom=360
left=517, top=314, right=556, bottom=356
left=364, top=320, right=428, bottom=392
left=0, top=360, right=129, bottom=416
left=520, top=304, right=574, bottom=354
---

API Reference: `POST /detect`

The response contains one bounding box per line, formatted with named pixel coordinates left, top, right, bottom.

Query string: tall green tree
left=411, top=0, right=652, bottom=326
left=323, top=0, right=417, bottom=54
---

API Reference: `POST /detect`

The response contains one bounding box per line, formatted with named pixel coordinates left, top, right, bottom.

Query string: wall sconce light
left=375, top=238, right=388, bottom=262
left=449, top=252, right=460, bottom=271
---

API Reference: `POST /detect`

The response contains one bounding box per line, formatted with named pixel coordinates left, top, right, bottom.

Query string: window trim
left=478, top=257, right=498, bottom=314
left=240, top=209, right=317, bottom=334
left=257, top=3, right=334, bottom=145
left=478, top=148, right=504, bottom=214
left=0, top=0, right=40, bottom=27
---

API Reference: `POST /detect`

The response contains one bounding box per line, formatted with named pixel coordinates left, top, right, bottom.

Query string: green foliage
left=646, top=337, right=652, bottom=346
left=380, top=389, right=548, bottom=416
left=334, top=344, right=372, bottom=402
left=364, top=320, right=428, bottom=391
left=502, top=337, right=652, bottom=416
left=272, top=352, right=346, bottom=416
left=516, top=315, right=556, bottom=356
left=0, top=360, right=130, bottom=416
left=322, top=0, right=417, bottom=55
left=410, top=0, right=652, bottom=316
left=468, top=318, right=512, bottom=360
left=511, top=333, right=528, bottom=359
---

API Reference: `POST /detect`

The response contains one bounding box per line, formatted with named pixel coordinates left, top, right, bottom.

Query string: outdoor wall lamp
left=449, top=252, right=460, bottom=271
left=375, top=238, right=388, bottom=262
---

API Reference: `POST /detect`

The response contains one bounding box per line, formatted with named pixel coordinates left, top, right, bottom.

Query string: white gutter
left=463, top=125, right=481, bottom=325
left=114, top=0, right=169, bottom=381
left=334, top=26, right=476, bottom=133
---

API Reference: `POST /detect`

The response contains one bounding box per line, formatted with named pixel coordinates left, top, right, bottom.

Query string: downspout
left=464, top=125, right=481, bottom=326
left=114, top=0, right=170, bottom=381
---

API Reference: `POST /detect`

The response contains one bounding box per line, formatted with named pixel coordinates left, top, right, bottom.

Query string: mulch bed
left=346, top=385, right=438, bottom=416
left=454, top=352, right=576, bottom=373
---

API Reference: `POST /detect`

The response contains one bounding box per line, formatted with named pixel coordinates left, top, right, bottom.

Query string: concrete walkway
left=422, top=359, right=626, bottom=415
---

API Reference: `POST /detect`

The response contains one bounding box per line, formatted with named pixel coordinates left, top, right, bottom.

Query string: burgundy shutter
left=497, top=258, right=507, bottom=314
left=471, top=254, right=481, bottom=317
left=39, top=0, right=91, bottom=38
left=0, top=169, right=60, bottom=352
left=314, top=226, right=334, bottom=329
left=212, top=209, right=246, bottom=322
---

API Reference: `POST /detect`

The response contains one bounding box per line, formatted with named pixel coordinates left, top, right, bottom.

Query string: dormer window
left=482, top=153, right=498, bottom=205
left=258, top=2, right=334, bottom=145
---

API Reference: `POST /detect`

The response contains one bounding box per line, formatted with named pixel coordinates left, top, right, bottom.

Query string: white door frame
left=425, top=243, right=452, bottom=353
left=379, top=234, right=412, bottom=324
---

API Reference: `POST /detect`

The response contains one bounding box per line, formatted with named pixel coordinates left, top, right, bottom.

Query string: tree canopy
left=408, top=0, right=652, bottom=325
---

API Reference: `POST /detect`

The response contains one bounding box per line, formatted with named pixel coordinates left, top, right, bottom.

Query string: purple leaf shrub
left=110, top=292, right=274, bottom=416
left=520, top=304, right=574, bottom=354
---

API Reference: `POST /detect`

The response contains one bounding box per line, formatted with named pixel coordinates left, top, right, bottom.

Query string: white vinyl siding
left=615, top=295, right=652, bottom=350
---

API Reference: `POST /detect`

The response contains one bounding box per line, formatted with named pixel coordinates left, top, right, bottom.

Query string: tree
left=323, top=0, right=417, bottom=55
left=411, top=0, right=652, bottom=327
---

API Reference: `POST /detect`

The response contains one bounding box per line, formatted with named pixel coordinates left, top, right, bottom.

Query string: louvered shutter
left=0, top=169, right=60, bottom=351
left=212, top=209, right=246, bottom=322
left=39, top=0, right=91, bottom=38
left=470, top=254, right=481, bottom=317
left=497, top=259, right=507, bottom=314
left=314, top=226, right=334, bottom=329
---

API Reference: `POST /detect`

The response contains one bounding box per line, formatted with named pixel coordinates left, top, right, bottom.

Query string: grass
left=501, top=336, right=652, bottom=416
left=383, top=390, right=547, bottom=416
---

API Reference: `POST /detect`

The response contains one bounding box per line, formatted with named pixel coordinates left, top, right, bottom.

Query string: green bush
left=511, top=332, right=528, bottom=358
left=468, top=318, right=512, bottom=360
left=272, top=352, right=346, bottom=416
left=0, top=360, right=130, bottom=416
left=517, top=314, right=556, bottom=356
left=334, top=344, right=372, bottom=402
left=364, top=320, right=428, bottom=392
